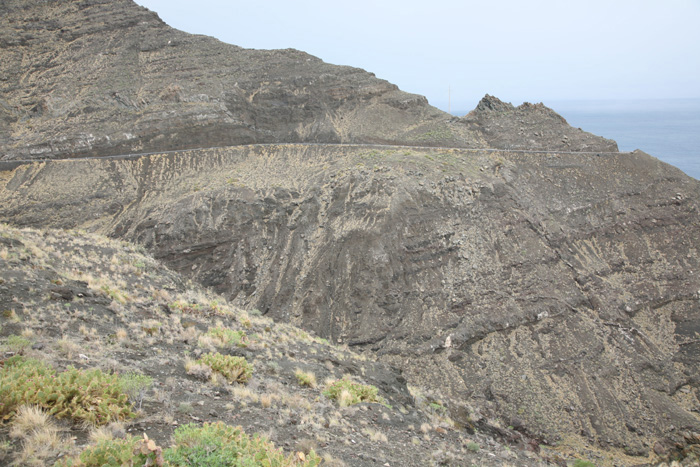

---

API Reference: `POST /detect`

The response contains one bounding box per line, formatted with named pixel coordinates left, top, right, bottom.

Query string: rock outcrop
left=460, top=95, right=619, bottom=152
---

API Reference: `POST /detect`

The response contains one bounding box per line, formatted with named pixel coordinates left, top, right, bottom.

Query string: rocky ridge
left=0, top=1, right=617, bottom=161
left=1, top=0, right=475, bottom=160
left=460, top=94, right=619, bottom=152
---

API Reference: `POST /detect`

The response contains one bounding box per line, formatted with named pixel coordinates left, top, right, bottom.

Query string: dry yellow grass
left=9, top=407, right=66, bottom=466
left=9, top=406, right=53, bottom=440
left=294, top=368, right=316, bottom=388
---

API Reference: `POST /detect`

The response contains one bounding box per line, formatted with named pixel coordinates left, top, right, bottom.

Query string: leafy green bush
left=573, top=461, right=595, bottom=467
left=196, top=352, right=253, bottom=383
left=118, top=372, right=154, bottom=410
left=0, top=356, right=134, bottom=425
left=323, top=377, right=382, bottom=406
left=2, top=334, right=31, bottom=353
left=164, top=422, right=321, bottom=467
left=0, top=356, right=53, bottom=421
left=206, top=327, right=247, bottom=348
left=54, top=434, right=163, bottom=467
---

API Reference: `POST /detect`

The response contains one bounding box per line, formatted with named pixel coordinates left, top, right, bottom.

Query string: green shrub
left=0, top=356, right=54, bottom=420
left=164, top=422, right=321, bottom=467
left=573, top=461, right=595, bottom=467
left=466, top=441, right=480, bottom=453
left=118, top=372, right=154, bottom=410
left=3, top=334, right=31, bottom=353
left=54, top=434, right=163, bottom=467
left=206, top=327, right=247, bottom=348
left=323, top=377, right=382, bottom=406
left=0, top=356, right=134, bottom=425
left=197, top=352, right=253, bottom=383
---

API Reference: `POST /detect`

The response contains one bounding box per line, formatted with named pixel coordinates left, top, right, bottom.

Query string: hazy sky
left=133, top=0, right=700, bottom=112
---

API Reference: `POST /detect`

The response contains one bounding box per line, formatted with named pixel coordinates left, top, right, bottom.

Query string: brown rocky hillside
left=1, top=0, right=700, bottom=466
left=2, top=143, right=699, bottom=466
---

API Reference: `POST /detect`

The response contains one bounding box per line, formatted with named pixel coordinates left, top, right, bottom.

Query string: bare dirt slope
left=2, top=144, right=699, bottom=465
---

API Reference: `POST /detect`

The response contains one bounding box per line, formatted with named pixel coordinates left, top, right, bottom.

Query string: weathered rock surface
left=0, top=1, right=617, bottom=161
left=2, top=144, right=699, bottom=464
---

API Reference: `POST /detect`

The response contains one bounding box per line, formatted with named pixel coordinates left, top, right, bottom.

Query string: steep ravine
left=2, top=143, right=699, bottom=464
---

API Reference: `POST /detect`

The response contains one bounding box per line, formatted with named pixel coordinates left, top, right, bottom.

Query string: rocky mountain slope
left=0, top=0, right=616, bottom=161
left=1, top=223, right=551, bottom=466
left=460, top=95, right=619, bottom=152
left=1, top=0, right=471, bottom=160
left=2, top=143, right=699, bottom=465
left=1, top=0, right=700, bottom=466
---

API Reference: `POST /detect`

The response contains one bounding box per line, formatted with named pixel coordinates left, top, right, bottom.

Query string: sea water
left=453, top=99, right=700, bottom=180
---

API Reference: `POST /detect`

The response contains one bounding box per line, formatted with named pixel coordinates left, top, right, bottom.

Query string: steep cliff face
left=0, top=0, right=478, bottom=160
left=2, top=144, right=698, bottom=463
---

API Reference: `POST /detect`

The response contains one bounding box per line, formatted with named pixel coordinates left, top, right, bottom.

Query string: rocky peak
left=461, top=94, right=618, bottom=152
left=472, top=94, right=516, bottom=113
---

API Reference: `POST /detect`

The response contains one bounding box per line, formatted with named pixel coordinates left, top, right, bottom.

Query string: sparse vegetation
left=204, top=326, right=247, bottom=348
left=323, top=377, right=382, bottom=406
left=164, top=422, right=321, bottom=467
left=188, top=352, right=253, bottom=384
left=0, top=223, right=543, bottom=465
left=295, top=369, right=317, bottom=388
left=2, top=334, right=31, bottom=354
left=0, top=356, right=134, bottom=425
left=466, top=441, right=480, bottom=453
left=54, top=434, right=163, bottom=467
left=118, top=372, right=154, bottom=411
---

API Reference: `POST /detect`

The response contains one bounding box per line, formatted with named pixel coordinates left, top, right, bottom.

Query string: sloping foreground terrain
left=0, top=223, right=555, bottom=466
left=2, top=143, right=699, bottom=465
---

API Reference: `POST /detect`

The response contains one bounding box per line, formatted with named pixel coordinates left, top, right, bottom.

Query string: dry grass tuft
left=338, top=389, right=354, bottom=408
left=294, top=368, right=317, bottom=388
left=14, top=426, right=65, bottom=466
left=56, top=337, right=81, bottom=359
left=321, top=452, right=348, bottom=467
left=8, top=408, right=66, bottom=466
left=184, top=359, right=213, bottom=381
left=10, top=406, right=53, bottom=440
left=362, top=428, right=388, bottom=443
